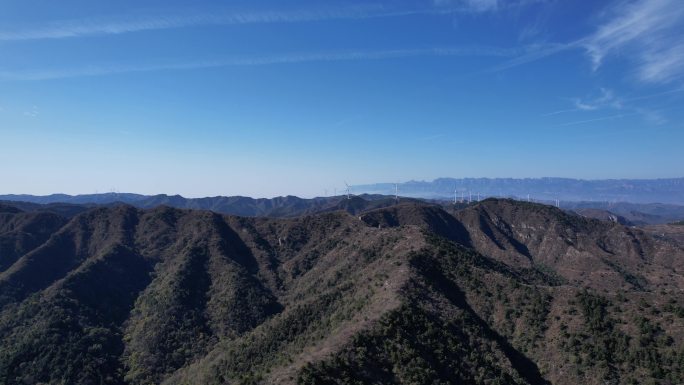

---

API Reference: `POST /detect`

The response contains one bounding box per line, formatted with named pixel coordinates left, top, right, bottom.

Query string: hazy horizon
left=2, top=175, right=684, bottom=201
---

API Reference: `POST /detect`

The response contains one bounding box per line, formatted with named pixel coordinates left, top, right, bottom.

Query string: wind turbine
left=344, top=181, right=351, bottom=200
left=394, top=183, right=399, bottom=203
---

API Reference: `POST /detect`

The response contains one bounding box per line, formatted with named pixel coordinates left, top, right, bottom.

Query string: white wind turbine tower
left=454, top=188, right=458, bottom=204
left=344, top=181, right=351, bottom=200
left=394, top=183, right=399, bottom=203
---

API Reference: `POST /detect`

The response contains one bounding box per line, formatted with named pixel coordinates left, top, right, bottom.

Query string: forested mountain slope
left=0, top=199, right=682, bottom=385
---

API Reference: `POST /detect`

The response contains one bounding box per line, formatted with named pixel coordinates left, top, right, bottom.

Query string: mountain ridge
left=4, top=183, right=684, bottom=224
left=0, top=198, right=683, bottom=384
left=0, top=194, right=414, bottom=219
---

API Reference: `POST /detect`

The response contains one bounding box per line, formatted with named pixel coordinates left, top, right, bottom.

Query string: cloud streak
left=434, top=0, right=499, bottom=12
left=557, top=112, right=639, bottom=127
left=545, top=87, right=684, bottom=116
left=490, top=0, right=684, bottom=84
left=0, top=5, right=391, bottom=41
left=0, top=46, right=519, bottom=81
left=545, top=87, right=683, bottom=125
left=574, top=88, right=623, bottom=111
left=583, top=0, right=684, bottom=83
left=433, top=0, right=548, bottom=13
left=485, top=42, right=579, bottom=73
left=0, top=0, right=551, bottom=42
left=543, top=88, right=623, bottom=116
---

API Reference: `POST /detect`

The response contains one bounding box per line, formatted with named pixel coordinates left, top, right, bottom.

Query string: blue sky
left=1, top=0, right=683, bottom=197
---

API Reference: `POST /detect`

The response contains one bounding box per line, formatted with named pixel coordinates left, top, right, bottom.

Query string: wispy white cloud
left=582, top=0, right=684, bottom=83
left=0, top=5, right=391, bottom=41
left=0, top=46, right=519, bottom=81
left=576, top=88, right=623, bottom=111
left=635, top=107, right=668, bottom=125
left=490, top=0, right=684, bottom=84
left=547, top=87, right=683, bottom=126
left=433, top=0, right=497, bottom=12
left=0, top=2, right=541, bottom=42
left=433, top=0, right=546, bottom=13
left=460, top=0, right=499, bottom=12
left=420, top=133, right=448, bottom=141
left=543, top=88, right=622, bottom=116
left=557, top=105, right=681, bottom=127
left=541, top=108, right=578, bottom=117
left=636, top=42, right=684, bottom=83
left=486, top=42, right=578, bottom=73
left=546, top=87, right=684, bottom=116
left=557, top=112, right=638, bottom=127
left=622, top=86, right=684, bottom=102
left=517, top=23, right=543, bottom=43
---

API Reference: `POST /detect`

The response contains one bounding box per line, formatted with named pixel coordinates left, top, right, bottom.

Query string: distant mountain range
left=0, top=194, right=414, bottom=219
left=354, top=177, right=684, bottom=204
left=2, top=189, right=684, bottom=224
left=0, top=193, right=361, bottom=216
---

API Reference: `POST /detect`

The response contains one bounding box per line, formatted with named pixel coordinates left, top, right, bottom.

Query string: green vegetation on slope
left=297, top=240, right=544, bottom=385
left=0, top=200, right=683, bottom=385
left=296, top=231, right=684, bottom=385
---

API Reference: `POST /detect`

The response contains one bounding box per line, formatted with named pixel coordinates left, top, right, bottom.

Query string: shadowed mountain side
left=0, top=195, right=330, bottom=218
left=0, top=200, right=95, bottom=219
left=0, top=207, right=67, bottom=273
left=0, top=195, right=426, bottom=220
left=119, top=207, right=284, bottom=385
left=0, top=200, right=683, bottom=385
left=359, top=203, right=472, bottom=247
left=0, top=204, right=22, bottom=215
left=297, top=239, right=551, bottom=385
left=454, top=199, right=684, bottom=291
